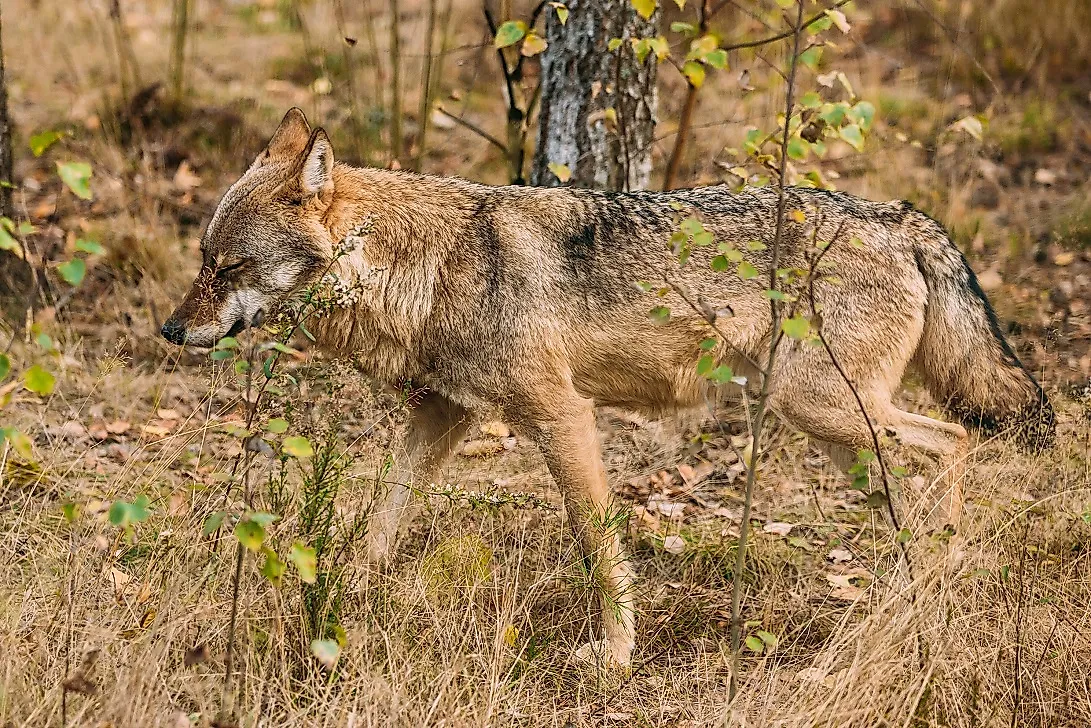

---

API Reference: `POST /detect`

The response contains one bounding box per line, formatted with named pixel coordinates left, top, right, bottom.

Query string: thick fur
left=162, top=109, right=1055, bottom=667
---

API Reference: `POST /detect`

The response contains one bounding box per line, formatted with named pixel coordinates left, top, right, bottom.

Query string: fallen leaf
left=1054, top=251, right=1075, bottom=266
left=156, top=408, right=180, bottom=420
left=105, top=420, right=131, bottom=435
left=663, top=534, right=685, bottom=554
left=826, top=572, right=865, bottom=600
left=140, top=424, right=171, bottom=439
left=762, top=521, right=795, bottom=536
left=826, top=547, right=852, bottom=564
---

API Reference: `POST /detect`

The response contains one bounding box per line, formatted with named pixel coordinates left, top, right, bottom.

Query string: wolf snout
left=160, top=319, right=187, bottom=345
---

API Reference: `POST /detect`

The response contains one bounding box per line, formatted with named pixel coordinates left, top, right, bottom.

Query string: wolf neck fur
left=306, top=166, right=477, bottom=384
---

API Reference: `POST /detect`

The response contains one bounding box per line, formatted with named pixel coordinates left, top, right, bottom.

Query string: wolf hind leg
left=366, top=391, right=472, bottom=565
left=769, top=353, right=968, bottom=538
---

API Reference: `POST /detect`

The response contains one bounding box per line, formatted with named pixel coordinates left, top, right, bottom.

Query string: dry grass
left=2, top=1, right=1091, bottom=726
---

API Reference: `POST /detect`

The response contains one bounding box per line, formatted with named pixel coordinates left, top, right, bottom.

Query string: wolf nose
left=160, top=319, right=186, bottom=345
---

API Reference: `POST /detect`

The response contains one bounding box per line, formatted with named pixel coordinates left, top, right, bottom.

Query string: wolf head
left=161, top=108, right=336, bottom=347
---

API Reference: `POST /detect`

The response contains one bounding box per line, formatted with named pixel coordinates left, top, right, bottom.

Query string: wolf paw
left=573, top=639, right=633, bottom=672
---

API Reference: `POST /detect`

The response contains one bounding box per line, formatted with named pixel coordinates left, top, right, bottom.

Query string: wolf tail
left=908, top=210, right=1055, bottom=451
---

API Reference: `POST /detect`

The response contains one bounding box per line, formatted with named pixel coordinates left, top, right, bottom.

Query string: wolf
left=161, top=108, right=1054, bottom=668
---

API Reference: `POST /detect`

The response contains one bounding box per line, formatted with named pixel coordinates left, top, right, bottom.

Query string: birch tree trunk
left=0, top=6, right=32, bottom=310
left=531, top=0, right=657, bottom=191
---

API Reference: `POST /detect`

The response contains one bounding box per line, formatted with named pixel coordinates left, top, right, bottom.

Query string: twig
left=413, top=0, right=440, bottom=171
left=720, top=0, right=851, bottom=53
left=433, top=106, right=507, bottom=151
left=663, top=0, right=711, bottom=190
left=388, top=0, right=403, bottom=164
left=727, top=0, right=805, bottom=703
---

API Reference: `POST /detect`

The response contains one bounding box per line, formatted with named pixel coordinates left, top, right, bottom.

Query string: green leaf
left=24, top=365, right=55, bottom=396
left=553, top=4, right=569, bottom=25
left=235, top=519, right=266, bottom=551
left=851, top=101, right=876, bottom=132
left=797, top=46, right=822, bottom=70
left=210, top=350, right=234, bottom=360
left=799, top=91, right=822, bottom=109
left=289, top=542, right=318, bottom=584
left=109, top=495, right=151, bottom=528
left=806, top=14, right=832, bottom=33
left=547, top=162, right=572, bottom=183
left=56, top=161, right=93, bottom=200
left=786, top=136, right=809, bottom=161
left=282, top=436, right=314, bottom=458
left=745, top=635, right=764, bottom=653
left=29, top=130, right=64, bottom=157
left=781, top=314, right=810, bottom=339
left=737, top=261, right=758, bottom=280
left=696, top=354, right=714, bottom=376
left=670, top=21, right=696, bottom=35
left=214, top=336, right=239, bottom=350
left=839, top=123, right=864, bottom=152
left=897, top=528, right=913, bottom=544
left=74, top=238, right=104, bottom=254
left=310, top=638, right=341, bottom=669
left=711, top=254, right=730, bottom=272
left=265, top=418, right=289, bottom=434
left=261, top=548, right=286, bottom=583
left=493, top=20, right=527, bottom=49
left=0, top=223, right=19, bottom=253
left=248, top=511, right=278, bottom=527
left=648, top=305, right=670, bottom=324
left=0, top=353, right=9, bottom=381
left=0, top=427, right=34, bottom=460
left=682, top=61, right=705, bottom=88
left=757, top=630, right=778, bottom=649
left=699, top=337, right=717, bottom=350
left=703, top=49, right=728, bottom=69
left=608, top=37, right=624, bottom=52
left=631, top=0, right=656, bottom=20
left=203, top=511, right=228, bottom=536
left=57, top=258, right=86, bottom=286
left=708, top=365, right=734, bottom=383
left=62, top=502, right=78, bottom=524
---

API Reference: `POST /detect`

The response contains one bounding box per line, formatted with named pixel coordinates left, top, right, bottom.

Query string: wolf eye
left=215, top=260, right=247, bottom=277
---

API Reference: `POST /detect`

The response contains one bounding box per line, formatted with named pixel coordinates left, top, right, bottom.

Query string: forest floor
left=1, top=1, right=1090, bottom=726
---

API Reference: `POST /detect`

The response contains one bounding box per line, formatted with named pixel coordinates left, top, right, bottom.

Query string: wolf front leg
left=366, top=391, right=472, bottom=565
left=514, top=387, right=637, bottom=669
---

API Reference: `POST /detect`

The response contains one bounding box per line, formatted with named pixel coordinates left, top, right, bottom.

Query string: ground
left=1, top=1, right=1090, bottom=726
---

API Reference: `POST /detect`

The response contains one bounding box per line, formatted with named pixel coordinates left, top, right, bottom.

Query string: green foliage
left=56, top=161, right=93, bottom=200
left=29, top=130, right=65, bottom=157
left=493, top=20, right=527, bottom=49
left=23, top=365, right=55, bottom=396
left=283, top=436, right=314, bottom=458
left=0, top=353, right=9, bottom=381
left=0, top=427, right=34, bottom=460
left=57, top=258, right=86, bottom=286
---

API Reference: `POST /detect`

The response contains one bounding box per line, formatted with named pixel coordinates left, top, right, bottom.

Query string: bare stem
left=727, top=0, right=805, bottom=703
left=663, top=0, right=710, bottom=190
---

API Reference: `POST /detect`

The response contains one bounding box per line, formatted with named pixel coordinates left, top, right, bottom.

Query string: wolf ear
left=299, top=128, right=335, bottom=199
left=253, top=107, right=311, bottom=167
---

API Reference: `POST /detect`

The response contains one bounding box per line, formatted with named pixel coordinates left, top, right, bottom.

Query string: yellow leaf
left=503, top=623, right=519, bottom=647
left=789, top=209, right=806, bottom=223
left=521, top=33, right=547, bottom=57
left=682, top=61, right=705, bottom=88
left=631, top=0, right=656, bottom=20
